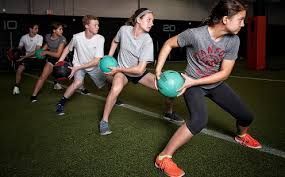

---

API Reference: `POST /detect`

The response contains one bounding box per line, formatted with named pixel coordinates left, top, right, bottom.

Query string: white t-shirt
left=18, top=34, right=43, bottom=55
left=69, top=31, right=105, bottom=71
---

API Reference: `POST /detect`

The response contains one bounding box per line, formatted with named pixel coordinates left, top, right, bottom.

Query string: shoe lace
left=241, top=134, right=258, bottom=146
left=100, top=121, right=109, bottom=130
left=160, top=158, right=178, bottom=170
left=56, top=104, right=63, bottom=111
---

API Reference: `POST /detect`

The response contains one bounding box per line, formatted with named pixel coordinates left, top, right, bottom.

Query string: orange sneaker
left=234, top=133, right=262, bottom=149
left=155, top=155, right=185, bottom=177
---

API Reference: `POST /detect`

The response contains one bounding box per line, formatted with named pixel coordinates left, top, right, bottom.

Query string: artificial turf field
left=0, top=61, right=285, bottom=177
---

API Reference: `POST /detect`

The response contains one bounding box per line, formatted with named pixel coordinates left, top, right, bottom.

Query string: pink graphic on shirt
left=193, top=45, right=225, bottom=77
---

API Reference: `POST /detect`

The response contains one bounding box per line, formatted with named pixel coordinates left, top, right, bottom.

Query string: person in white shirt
left=55, top=15, right=106, bottom=115
left=12, top=23, right=43, bottom=95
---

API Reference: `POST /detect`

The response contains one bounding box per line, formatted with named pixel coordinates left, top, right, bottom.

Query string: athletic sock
left=158, top=154, right=172, bottom=160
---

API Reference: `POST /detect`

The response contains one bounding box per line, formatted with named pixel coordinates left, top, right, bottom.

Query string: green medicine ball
left=157, top=70, right=185, bottom=97
left=35, top=49, right=45, bottom=60
left=99, top=56, right=118, bottom=73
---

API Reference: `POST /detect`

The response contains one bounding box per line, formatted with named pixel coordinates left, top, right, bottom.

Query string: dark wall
left=1, top=13, right=283, bottom=70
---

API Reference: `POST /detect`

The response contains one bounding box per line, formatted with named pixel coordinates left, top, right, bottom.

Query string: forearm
left=119, top=65, right=145, bottom=75
left=45, top=50, right=61, bottom=58
left=58, top=47, right=69, bottom=62
left=78, top=57, right=101, bottom=70
left=155, top=44, right=172, bottom=73
left=108, top=40, right=118, bottom=56
left=155, top=36, right=178, bottom=74
left=193, top=71, right=230, bottom=86
left=23, top=52, right=35, bottom=59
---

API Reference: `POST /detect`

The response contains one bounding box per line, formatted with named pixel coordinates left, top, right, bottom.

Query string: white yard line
left=25, top=73, right=285, bottom=159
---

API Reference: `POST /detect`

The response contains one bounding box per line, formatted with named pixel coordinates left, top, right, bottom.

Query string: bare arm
left=177, top=59, right=236, bottom=96
left=118, top=61, right=147, bottom=75
left=75, top=57, right=101, bottom=70
left=155, top=35, right=180, bottom=79
left=108, top=39, right=118, bottom=56
left=42, top=43, right=65, bottom=58
left=57, top=43, right=70, bottom=62
left=68, top=57, right=102, bottom=79
left=16, top=45, right=42, bottom=61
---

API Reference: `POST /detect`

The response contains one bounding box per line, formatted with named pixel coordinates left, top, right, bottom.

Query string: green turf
left=0, top=63, right=285, bottom=177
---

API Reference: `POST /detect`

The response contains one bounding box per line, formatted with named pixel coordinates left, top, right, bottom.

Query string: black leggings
left=183, top=83, right=254, bottom=135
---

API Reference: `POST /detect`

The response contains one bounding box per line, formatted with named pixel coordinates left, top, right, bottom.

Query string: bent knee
left=186, top=117, right=208, bottom=135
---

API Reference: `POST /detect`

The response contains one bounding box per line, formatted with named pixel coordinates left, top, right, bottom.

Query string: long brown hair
left=125, top=8, right=152, bottom=26
left=202, top=0, right=248, bottom=26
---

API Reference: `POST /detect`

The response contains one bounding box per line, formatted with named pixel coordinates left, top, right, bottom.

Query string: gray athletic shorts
left=74, top=67, right=106, bottom=88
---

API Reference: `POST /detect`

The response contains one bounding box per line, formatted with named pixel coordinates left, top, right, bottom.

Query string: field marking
left=25, top=73, right=285, bottom=159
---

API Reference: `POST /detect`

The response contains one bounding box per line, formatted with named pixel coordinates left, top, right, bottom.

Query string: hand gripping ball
left=99, top=56, right=118, bottom=73
left=157, top=70, right=185, bottom=97
left=35, top=49, right=45, bottom=60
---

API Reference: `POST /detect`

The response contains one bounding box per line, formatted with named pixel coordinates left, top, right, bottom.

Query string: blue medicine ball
left=157, top=70, right=185, bottom=97
left=99, top=56, right=118, bottom=73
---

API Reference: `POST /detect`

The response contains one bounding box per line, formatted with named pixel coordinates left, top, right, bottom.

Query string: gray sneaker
left=99, top=120, right=112, bottom=135
left=163, top=112, right=185, bottom=125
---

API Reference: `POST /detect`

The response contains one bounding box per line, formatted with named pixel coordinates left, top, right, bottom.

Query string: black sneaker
left=30, top=96, right=37, bottom=103
left=163, top=112, right=184, bottom=125
left=56, top=103, right=65, bottom=116
left=80, top=89, right=90, bottom=95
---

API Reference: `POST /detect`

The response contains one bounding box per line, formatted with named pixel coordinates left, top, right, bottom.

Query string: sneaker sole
left=115, top=103, right=124, bottom=106
left=154, top=162, right=185, bottom=177
left=234, top=137, right=262, bottom=149
left=100, top=131, right=112, bottom=136
left=80, top=93, right=91, bottom=95
left=31, top=100, right=38, bottom=103
left=163, top=116, right=185, bottom=125
left=57, top=112, right=65, bottom=116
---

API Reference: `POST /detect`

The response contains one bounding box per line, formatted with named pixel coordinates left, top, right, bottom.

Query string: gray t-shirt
left=45, top=34, right=67, bottom=52
left=114, top=25, right=154, bottom=77
left=177, top=25, right=240, bottom=89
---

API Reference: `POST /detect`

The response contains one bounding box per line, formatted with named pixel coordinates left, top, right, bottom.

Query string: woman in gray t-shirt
left=30, top=22, right=66, bottom=102
left=155, top=0, right=262, bottom=176
left=99, top=8, right=184, bottom=136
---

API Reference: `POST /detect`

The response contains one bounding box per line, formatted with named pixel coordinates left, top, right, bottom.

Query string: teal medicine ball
left=99, top=56, right=118, bottom=73
left=35, top=49, right=45, bottom=60
left=157, top=70, right=185, bottom=97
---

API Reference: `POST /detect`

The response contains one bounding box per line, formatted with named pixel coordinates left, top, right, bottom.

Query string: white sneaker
left=13, top=86, right=20, bottom=95
left=53, top=83, right=63, bottom=90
